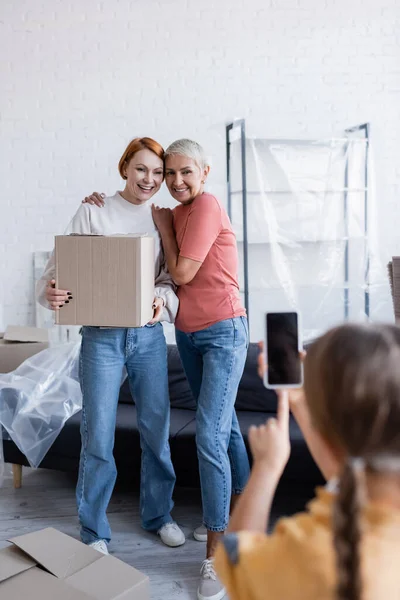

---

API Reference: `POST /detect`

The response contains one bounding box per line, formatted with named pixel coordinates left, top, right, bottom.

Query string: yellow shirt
left=214, top=487, right=400, bottom=600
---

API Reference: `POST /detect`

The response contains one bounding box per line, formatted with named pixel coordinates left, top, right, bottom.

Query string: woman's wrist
left=160, top=226, right=175, bottom=243
left=250, top=460, right=283, bottom=485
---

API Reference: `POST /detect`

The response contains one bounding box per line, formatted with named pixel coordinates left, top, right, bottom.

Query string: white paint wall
left=1, top=0, right=399, bottom=338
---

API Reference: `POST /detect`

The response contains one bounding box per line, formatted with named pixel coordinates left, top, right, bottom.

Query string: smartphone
left=264, top=311, right=303, bottom=389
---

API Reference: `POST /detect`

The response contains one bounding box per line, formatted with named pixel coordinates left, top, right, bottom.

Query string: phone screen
left=265, top=312, right=302, bottom=387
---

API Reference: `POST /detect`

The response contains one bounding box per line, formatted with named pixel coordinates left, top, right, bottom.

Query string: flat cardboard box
left=3, top=325, right=49, bottom=343
left=55, top=234, right=155, bottom=327
left=0, top=326, right=49, bottom=373
left=0, top=527, right=150, bottom=600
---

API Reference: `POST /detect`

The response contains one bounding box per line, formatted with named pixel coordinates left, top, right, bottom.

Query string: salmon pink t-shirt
left=173, top=193, right=246, bottom=333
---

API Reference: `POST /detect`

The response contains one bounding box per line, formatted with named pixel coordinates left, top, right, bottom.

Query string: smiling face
left=122, top=148, right=164, bottom=205
left=164, top=155, right=210, bottom=205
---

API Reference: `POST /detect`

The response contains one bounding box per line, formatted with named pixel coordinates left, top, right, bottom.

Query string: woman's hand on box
left=82, top=192, right=105, bottom=207
left=148, top=297, right=164, bottom=324
left=46, top=279, right=73, bottom=310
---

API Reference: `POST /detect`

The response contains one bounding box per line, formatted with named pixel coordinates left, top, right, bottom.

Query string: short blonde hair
left=165, top=139, right=210, bottom=170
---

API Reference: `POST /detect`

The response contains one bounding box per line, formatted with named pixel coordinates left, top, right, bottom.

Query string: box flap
left=0, top=545, right=37, bottom=583
left=0, top=567, right=95, bottom=600
left=8, top=528, right=101, bottom=579
left=66, top=554, right=149, bottom=600
left=4, top=325, right=49, bottom=343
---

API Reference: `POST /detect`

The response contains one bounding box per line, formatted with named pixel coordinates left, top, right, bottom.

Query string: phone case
left=263, top=310, right=304, bottom=390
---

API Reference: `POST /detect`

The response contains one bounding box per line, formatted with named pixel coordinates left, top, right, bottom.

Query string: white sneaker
left=197, top=558, right=226, bottom=600
left=193, top=525, right=207, bottom=542
left=88, top=539, right=109, bottom=555
left=158, top=522, right=185, bottom=547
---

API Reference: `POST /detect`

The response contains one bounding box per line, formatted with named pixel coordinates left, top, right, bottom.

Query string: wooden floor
left=0, top=465, right=315, bottom=599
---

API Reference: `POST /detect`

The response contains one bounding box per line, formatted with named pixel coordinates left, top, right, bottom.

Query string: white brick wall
left=1, top=0, right=399, bottom=330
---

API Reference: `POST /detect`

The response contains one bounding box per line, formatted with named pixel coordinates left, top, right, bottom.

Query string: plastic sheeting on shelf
left=227, top=129, right=390, bottom=341
left=0, top=342, right=82, bottom=469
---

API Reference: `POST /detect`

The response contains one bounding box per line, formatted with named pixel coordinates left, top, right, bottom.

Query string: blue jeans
left=175, top=317, right=250, bottom=532
left=77, top=324, right=176, bottom=544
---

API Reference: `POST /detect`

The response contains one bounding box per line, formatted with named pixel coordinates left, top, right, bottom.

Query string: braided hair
left=304, top=323, right=400, bottom=600
left=334, top=459, right=365, bottom=600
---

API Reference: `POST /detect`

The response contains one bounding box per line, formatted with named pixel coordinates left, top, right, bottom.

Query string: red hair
left=118, top=137, right=164, bottom=179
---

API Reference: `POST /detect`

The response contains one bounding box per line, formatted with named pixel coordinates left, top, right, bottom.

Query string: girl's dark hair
left=304, top=323, right=400, bottom=600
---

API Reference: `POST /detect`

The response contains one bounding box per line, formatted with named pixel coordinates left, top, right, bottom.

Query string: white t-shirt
left=36, top=192, right=178, bottom=323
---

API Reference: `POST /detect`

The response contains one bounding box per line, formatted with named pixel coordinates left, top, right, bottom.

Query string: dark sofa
left=3, top=343, right=323, bottom=488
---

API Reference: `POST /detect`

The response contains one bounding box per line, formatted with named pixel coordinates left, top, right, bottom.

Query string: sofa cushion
left=34, top=404, right=195, bottom=465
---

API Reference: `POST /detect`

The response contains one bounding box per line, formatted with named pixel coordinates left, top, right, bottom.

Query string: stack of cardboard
left=0, top=326, right=49, bottom=373
left=0, top=528, right=149, bottom=599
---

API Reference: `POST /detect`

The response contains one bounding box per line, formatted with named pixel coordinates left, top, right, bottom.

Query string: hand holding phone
left=264, top=311, right=303, bottom=389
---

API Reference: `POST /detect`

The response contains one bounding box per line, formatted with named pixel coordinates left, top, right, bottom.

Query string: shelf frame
left=226, top=120, right=371, bottom=327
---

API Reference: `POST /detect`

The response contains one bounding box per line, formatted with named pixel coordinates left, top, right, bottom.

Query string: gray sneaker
left=197, top=558, right=226, bottom=600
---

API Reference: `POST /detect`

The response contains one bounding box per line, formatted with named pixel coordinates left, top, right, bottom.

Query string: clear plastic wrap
left=0, top=342, right=82, bottom=468
left=227, top=122, right=389, bottom=342
left=0, top=426, right=4, bottom=486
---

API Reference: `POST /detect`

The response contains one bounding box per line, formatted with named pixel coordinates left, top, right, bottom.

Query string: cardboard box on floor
left=0, top=326, right=49, bottom=373
left=55, top=234, right=155, bottom=328
left=0, top=527, right=150, bottom=600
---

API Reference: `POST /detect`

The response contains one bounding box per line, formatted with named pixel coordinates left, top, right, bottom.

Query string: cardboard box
left=55, top=234, right=155, bottom=327
left=0, top=326, right=49, bottom=373
left=0, top=527, right=150, bottom=600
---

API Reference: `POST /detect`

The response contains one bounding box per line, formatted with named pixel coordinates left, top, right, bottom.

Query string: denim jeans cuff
left=203, top=523, right=229, bottom=533
left=142, top=514, right=173, bottom=533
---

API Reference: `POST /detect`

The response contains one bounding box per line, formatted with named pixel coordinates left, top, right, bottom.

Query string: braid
left=333, top=460, right=364, bottom=600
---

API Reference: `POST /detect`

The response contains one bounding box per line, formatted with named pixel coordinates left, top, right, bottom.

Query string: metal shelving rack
left=226, top=119, right=370, bottom=329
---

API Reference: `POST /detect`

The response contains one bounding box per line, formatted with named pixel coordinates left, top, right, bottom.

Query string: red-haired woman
left=37, top=138, right=185, bottom=554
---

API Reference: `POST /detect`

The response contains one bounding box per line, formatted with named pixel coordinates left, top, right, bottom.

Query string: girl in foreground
left=215, top=323, right=400, bottom=600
